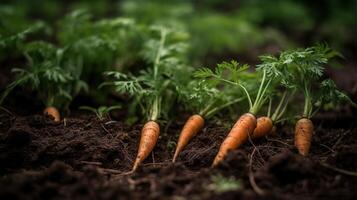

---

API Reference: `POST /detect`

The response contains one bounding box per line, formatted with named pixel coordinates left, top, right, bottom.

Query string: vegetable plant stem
left=204, top=97, right=245, bottom=118
left=149, top=28, right=167, bottom=121
left=271, top=91, right=287, bottom=121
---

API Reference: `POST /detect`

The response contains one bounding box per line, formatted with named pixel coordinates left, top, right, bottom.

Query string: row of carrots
left=42, top=99, right=312, bottom=171
left=129, top=44, right=355, bottom=172
left=14, top=44, right=356, bottom=173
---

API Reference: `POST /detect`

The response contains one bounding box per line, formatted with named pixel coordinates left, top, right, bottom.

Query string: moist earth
left=0, top=112, right=356, bottom=200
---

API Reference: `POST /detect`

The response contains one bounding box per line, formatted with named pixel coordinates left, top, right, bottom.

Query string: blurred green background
left=1, top=0, right=356, bottom=113
left=1, top=0, right=356, bottom=65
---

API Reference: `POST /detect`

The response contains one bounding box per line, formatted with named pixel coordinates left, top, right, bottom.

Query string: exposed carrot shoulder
left=173, top=114, right=204, bottom=162
left=294, top=118, right=314, bottom=156
left=43, top=106, right=60, bottom=122
left=132, top=121, right=160, bottom=172
left=251, top=116, right=273, bottom=139
left=212, top=113, right=256, bottom=167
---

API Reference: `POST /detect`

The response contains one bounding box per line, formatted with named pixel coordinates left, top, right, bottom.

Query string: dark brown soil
left=0, top=110, right=356, bottom=200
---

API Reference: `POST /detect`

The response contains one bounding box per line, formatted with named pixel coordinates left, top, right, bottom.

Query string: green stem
left=212, top=76, right=253, bottom=109
left=149, top=95, right=161, bottom=121
left=154, top=28, right=167, bottom=80
left=275, top=90, right=296, bottom=121
left=267, top=98, right=272, bottom=118
left=271, top=91, right=287, bottom=121
left=303, top=81, right=311, bottom=118
left=252, top=69, right=266, bottom=109
left=250, top=72, right=271, bottom=115
left=149, top=27, right=167, bottom=121
left=199, top=102, right=215, bottom=116
left=204, top=97, right=245, bottom=118
left=239, top=84, right=253, bottom=109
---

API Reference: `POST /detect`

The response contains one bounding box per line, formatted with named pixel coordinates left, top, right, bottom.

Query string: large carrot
left=212, top=113, right=256, bottom=167
left=172, top=114, right=204, bottom=162
left=294, top=118, right=313, bottom=156
left=250, top=116, right=273, bottom=139
left=199, top=62, right=276, bottom=166
left=131, top=121, right=160, bottom=172
left=43, top=106, right=60, bottom=122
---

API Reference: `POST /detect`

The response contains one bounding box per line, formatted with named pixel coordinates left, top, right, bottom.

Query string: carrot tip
left=172, top=149, right=180, bottom=163
left=172, top=156, right=177, bottom=163
left=131, top=158, right=141, bottom=172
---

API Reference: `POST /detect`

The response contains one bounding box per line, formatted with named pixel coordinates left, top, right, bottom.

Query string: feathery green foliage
left=258, top=44, right=351, bottom=118
left=195, top=60, right=275, bottom=115
left=101, top=26, right=191, bottom=121
left=80, top=105, right=121, bottom=121
left=176, top=79, right=244, bottom=118
left=0, top=41, right=88, bottom=110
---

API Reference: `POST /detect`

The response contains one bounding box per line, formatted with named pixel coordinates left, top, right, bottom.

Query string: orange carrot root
left=131, top=121, right=160, bottom=172
left=212, top=113, right=256, bottom=167
left=172, top=114, right=204, bottom=162
left=294, top=118, right=314, bottom=156
left=251, top=117, right=273, bottom=139
left=43, top=106, right=60, bottom=122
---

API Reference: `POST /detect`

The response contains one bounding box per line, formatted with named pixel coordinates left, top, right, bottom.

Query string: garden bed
left=0, top=111, right=356, bottom=200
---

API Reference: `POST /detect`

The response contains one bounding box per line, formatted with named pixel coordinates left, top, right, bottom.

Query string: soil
left=0, top=110, right=356, bottom=200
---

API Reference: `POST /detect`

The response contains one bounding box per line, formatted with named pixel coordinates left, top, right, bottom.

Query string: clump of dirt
left=264, top=150, right=314, bottom=184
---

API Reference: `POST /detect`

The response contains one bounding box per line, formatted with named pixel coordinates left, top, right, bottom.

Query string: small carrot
left=212, top=113, right=256, bottom=167
left=250, top=116, right=273, bottom=139
left=172, top=114, right=204, bottom=162
left=43, top=106, right=60, bottom=122
left=131, top=121, right=160, bottom=172
left=251, top=91, right=294, bottom=139
left=294, top=118, right=314, bottom=156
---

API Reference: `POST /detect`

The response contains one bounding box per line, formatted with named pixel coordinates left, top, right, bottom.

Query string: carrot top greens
left=80, top=105, right=122, bottom=121
left=195, top=60, right=277, bottom=116
left=176, top=77, right=245, bottom=119
left=258, top=44, right=354, bottom=119
left=0, top=41, right=87, bottom=110
left=101, top=26, right=191, bottom=122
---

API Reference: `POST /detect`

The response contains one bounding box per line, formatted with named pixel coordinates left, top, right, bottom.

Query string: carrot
left=294, top=118, right=314, bottom=156
left=251, top=116, right=273, bottom=139
left=172, top=114, right=204, bottom=162
left=212, top=113, right=256, bottom=167
left=43, top=106, right=60, bottom=122
left=131, top=121, right=160, bottom=172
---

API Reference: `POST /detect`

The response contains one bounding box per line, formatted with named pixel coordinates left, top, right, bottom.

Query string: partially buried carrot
left=294, top=118, right=313, bottom=156
left=172, top=114, right=204, bottom=162
left=212, top=113, right=256, bottom=167
left=250, top=116, right=273, bottom=139
left=131, top=121, right=160, bottom=172
left=43, top=106, right=60, bottom=122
